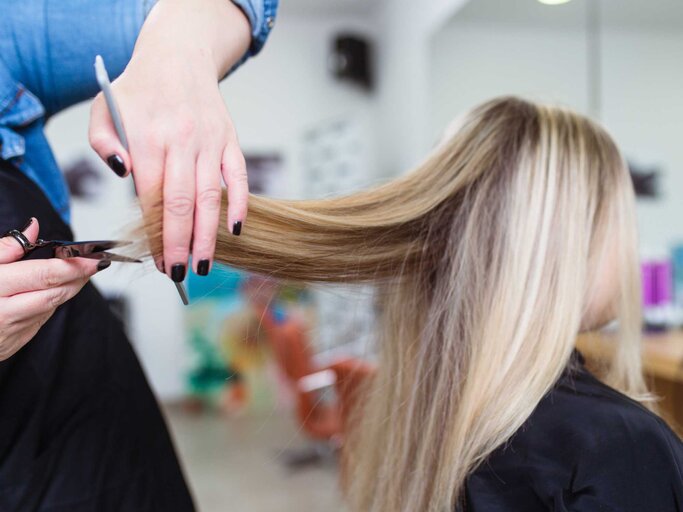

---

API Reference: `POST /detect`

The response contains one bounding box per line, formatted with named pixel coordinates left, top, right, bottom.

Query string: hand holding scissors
left=2, top=228, right=141, bottom=263
left=0, top=218, right=113, bottom=361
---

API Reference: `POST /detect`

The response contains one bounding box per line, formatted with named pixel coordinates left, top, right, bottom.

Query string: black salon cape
left=463, top=350, right=683, bottom=511
left=0, top=163, right=195, bottom=510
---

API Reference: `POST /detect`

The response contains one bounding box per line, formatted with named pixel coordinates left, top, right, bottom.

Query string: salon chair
left=263, top=311, right=375, bottom=468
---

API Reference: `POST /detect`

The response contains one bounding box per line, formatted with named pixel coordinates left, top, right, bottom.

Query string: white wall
left=430, top=23, right=590, bottom=133
left=373, top=0, right=469, bottom=176
left=45, top=10, right=377, bottom=400
left=429, top=21, right=683, bottom=251
left=601, top=30, right=683, bottom=250
left=221, top=10, right=378, bottom=197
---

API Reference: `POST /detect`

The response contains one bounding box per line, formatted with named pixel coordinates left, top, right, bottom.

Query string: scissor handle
left=1, top=230, right=55, bottom=254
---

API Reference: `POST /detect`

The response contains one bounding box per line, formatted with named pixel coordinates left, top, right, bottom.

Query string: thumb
left=0, top=218, right=40, bottom=264
left=88, top=92, right=131, bottom=178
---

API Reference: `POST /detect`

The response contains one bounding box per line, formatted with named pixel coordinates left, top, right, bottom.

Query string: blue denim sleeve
left=231, top=0, right=279, bottom=58
left=0, top=0, right=157, bottom=118
left=0, top=0, right=277, bottom=116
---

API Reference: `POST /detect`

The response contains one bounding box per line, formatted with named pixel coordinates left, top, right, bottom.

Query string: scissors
left=94, top=55, right=189, bottom=305
left=3, top=229, right=141, bottom=263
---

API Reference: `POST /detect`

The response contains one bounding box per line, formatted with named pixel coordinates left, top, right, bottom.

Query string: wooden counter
left=577, top=330, right=683, bottom=383
left=577, top=330, right=683, bottom=433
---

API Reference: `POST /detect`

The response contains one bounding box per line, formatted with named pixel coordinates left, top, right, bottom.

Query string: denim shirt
left=0, top=0, right=278, bottom=223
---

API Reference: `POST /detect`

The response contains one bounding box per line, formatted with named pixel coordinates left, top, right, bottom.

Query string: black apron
left=0, top=161, right=195, bottom=511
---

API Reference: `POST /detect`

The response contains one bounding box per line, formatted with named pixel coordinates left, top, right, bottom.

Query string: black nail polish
left=197, top=259, right=210, bottom=276
left=97, top=260, right=111, bottom=272
left=232, top=221, right=242, bottom=236
left=106, top=154, right=127, bottom=177
left=171, top=263, right=186, bottom=282
left=20, top=218, right=34, bottom=232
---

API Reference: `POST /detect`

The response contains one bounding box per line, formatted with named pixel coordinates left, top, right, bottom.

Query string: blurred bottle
left=642, top=249, right=673, bottom=331
left=670, top=244, right=683, bottom=327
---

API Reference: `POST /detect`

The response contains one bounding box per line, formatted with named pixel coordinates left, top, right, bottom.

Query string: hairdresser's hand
left=0, top=219, right=104, bottom=361
left=88, top=0, right=251, bottom=280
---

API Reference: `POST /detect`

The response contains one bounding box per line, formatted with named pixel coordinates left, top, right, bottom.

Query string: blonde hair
left=137, top=96, right=649, bottom=511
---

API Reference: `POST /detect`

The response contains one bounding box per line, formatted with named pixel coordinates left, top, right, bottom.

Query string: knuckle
left=167, top=250, right=189, bottom=261
left=164, top=194, right=195, bottom=218
left=194, top=233, right=216, bottom=250
left=197, top=188, right=222, bottom=212
left=40, top=265, right=61, bottom=288
left=229, top=168, right=249, bottom=187
left=48, top=288, right=67, bottom=309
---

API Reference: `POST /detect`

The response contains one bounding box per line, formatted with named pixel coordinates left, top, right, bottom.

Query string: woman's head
left=138, top=96, right=647, bottom=511
left=432, top=97, right=636, bottom=335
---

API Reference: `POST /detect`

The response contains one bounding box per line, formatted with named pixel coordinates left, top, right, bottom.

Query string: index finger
left=0, top=258, right=99, bottom=297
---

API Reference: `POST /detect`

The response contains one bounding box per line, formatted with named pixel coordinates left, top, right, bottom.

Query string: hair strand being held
left=133, top=96, right=651, bottom=511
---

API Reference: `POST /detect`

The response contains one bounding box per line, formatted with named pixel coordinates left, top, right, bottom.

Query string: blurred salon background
left=44, top=0, right=683, bottom=510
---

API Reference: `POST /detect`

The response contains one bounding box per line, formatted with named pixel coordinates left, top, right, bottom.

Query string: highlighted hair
left=136, top=97, right=648, bottom=511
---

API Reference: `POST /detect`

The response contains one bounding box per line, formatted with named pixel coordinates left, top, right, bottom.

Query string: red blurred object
left=261, top=307, right=375, bottom=443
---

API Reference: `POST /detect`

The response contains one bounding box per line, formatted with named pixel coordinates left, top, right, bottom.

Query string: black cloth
left=464, top=350, right=683, bottom=511
left=0, top=162, right=195, bottom=511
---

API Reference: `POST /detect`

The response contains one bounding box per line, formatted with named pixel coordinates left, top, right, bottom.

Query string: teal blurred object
left=672, top=245, right=683, bottom=310
left=186, top=262, right=245, bottom=302
left=187, top=327, right=232, bottom=394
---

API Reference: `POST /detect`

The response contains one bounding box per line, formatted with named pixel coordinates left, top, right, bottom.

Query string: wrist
left=208, top=0, right=251, bottom=77
left=136, top=0, right=251, bottom=80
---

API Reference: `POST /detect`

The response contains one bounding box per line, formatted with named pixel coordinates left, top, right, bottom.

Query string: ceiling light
left=538, top=0, right=572, bottom=5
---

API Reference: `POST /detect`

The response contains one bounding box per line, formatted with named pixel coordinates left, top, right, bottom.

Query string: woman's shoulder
left=465, top=358, right=683, bottom=511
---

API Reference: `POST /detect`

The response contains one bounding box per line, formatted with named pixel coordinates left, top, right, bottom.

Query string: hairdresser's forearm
left=132, top=0, right=251, bottom=79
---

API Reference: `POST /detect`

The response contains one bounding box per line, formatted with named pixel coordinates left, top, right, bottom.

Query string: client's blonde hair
left=137, top=97, right=648, bottom=511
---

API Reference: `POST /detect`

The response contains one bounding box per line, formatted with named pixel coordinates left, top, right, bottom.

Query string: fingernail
left=197, top=259, right=210, bottom=276
left=106, top=154, right=127, bottom=177
left=232, top=221, right=242, bottom=236
left=171, top=263, right=186, bottom=282
left=21, top=217, right=34, bottom=232
left=97, top=260, right=111, bottom=272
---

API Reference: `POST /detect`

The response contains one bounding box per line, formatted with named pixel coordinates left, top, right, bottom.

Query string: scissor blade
left=54, top=245, right=141, bottom=263
left=53, top=240, right=136, bottom=259
left=54, top=239, right=131, bottom=252
left=56, top=250, right=142, bottom=263
left=81, top=252, right=142, bottom=263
